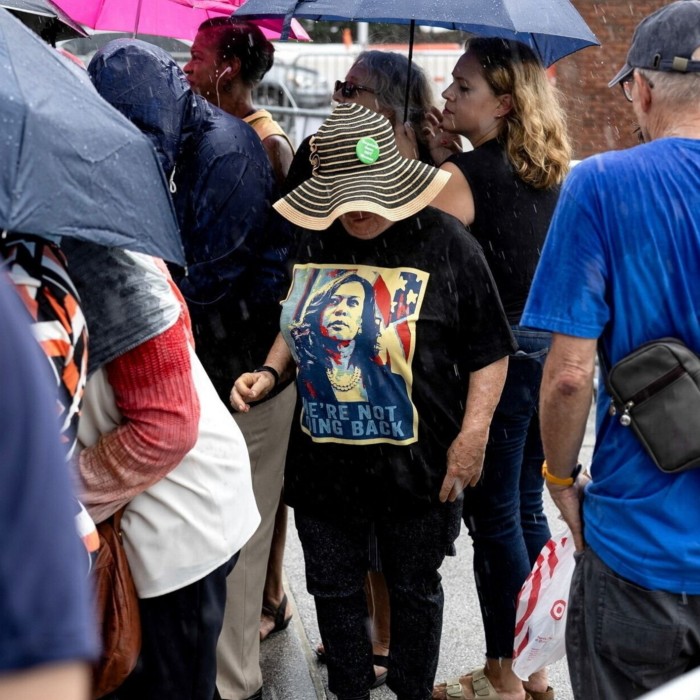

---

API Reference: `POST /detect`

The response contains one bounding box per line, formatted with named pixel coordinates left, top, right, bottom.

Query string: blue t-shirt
left=0, top=272, right=98, bottom=671
left=523, top=138, right=700, bottom=593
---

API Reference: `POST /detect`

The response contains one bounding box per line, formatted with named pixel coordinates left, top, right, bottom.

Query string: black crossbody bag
left=599, top=338, right=700, bottom=474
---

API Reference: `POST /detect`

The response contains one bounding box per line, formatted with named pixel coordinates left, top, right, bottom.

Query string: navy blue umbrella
left=232, top=0, right=599, bottom=67
left=0, top=8, right=185, bottom=265
left=233, top=0, right=598, bottom=120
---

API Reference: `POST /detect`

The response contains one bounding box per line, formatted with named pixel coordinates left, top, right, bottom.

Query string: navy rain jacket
left=88, top=40, right=293, bottom=400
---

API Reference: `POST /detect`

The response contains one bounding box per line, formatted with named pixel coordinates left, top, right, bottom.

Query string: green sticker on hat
left=355, top=137, right=380, bottom=164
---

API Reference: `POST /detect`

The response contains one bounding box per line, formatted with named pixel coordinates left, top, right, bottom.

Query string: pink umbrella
left=52, top=0, right=310, bottom=42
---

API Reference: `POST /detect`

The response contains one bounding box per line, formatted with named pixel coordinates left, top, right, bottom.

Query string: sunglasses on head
left=334, top=80, right=377, bottom=98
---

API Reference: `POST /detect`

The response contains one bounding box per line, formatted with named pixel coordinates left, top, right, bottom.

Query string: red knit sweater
left=80, top=314, right=200, bottom=523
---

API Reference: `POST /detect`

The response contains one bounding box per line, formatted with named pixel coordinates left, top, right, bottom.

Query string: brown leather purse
left=91, top=507, right=141, bottom=699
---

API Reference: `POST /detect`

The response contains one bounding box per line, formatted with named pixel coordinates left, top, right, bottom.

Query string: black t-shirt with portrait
left=281, top=206, right=516, bottom=521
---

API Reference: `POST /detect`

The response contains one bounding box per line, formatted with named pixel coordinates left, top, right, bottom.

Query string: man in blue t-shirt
left=0, top=271, right=98, bottom=699
left=522, top=2, right=700, bottom=698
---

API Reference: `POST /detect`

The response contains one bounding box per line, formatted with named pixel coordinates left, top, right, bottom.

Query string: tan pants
left=215, top=383, right=296, bottom=699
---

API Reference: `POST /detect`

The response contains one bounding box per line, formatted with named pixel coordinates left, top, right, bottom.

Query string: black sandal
left=315, top=644, right=389, bottom=688
left=260, top=593, right=292, bottom=641
left=371, top=654, right=389, bottom=689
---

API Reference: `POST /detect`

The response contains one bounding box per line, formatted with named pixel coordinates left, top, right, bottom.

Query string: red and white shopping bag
left=512, top=529, right=576, bottom=680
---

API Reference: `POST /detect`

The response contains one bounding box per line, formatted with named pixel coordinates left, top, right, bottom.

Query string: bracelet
left=253, top=365, right=280, bottom=387
left=542, top=461, right=582, bottom=487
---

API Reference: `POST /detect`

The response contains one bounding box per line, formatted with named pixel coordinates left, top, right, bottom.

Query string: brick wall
left=556, top=0, right=663, bottom=158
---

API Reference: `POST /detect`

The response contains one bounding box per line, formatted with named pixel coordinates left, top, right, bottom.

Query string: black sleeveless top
left=447, top=139, right=560, bottom=324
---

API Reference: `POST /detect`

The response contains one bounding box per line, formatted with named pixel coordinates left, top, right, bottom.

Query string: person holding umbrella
left=282, top=49, right=440, bottom=686
left=428, top=37, right=571, bottom=700
left=183, top=17, right=298, bottom=700
left=232, top=102, right=516, bottom=700
left=88, top=38, right=295, bottom=700
left=65, top=240, right=261, bottom=700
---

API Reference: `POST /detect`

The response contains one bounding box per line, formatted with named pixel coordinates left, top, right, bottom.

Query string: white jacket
left=78, top=317, right=260, bottom=598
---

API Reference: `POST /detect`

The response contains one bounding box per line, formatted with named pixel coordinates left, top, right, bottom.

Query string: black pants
left=102, top=554, right=237, bottom=700
left=295, top=501, right=462, bottom=700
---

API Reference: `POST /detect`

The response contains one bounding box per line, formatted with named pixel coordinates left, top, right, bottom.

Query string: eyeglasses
left=620, top=71, right=654, bottom=103
left=334, top=80, right=376, bottom=98
left=620, top=74, right=635, bottom=102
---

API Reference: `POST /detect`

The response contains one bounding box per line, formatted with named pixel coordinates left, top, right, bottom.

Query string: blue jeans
left=295, top=500, right=462, bottom=700
left=463, top=326, right=552, bottom=659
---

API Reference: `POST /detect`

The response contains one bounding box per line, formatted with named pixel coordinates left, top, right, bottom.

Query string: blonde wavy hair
left=466, top=37, right=571, bottom=189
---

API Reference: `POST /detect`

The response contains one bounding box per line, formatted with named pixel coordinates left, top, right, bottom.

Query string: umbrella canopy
left=0, top=8, right=185, bottom=265
left=1, top=0, right=86, bottom=43
left=232, top=0, right=599, bottom=66
left=52, top=0, right=310, bottom=42
left=168, top=0, right=309, bottom=40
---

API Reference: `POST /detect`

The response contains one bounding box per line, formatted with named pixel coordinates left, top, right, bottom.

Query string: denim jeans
left=567, top=547, right=700, bottom=699
left=463, top=326, right=552, bottom=659
left=295, top=500, right=462, bottom=700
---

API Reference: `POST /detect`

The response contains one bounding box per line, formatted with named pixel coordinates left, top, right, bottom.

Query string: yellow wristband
left=542, top=461, right=581, bottom=487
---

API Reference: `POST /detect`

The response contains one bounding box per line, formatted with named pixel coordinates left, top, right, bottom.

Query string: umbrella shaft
left=133, top=0, right=143, bottom=37
left=403, top=20, right=415, bottom=123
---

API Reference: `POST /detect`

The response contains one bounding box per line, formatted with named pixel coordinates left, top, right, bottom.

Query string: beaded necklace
left=325, top=365, right=362, bottom=392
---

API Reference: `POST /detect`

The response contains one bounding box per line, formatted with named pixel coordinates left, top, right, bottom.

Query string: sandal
left=527, top=690, right=554, bottom=700
left=371, top=654, right=389, bottom=689
left=260, top=593, right=292, bottom=641
left=433, top=667, right=534, bottom=700
left=315, top=644, right=389, bottom=689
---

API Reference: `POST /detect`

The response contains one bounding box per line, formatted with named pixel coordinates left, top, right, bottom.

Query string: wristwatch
left=542, top=461, right=582, bottom=487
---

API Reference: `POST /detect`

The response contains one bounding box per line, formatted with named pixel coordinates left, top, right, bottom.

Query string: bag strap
left=597, top=340, right=611, bottom=394
left=111, top=505, right=127, bottom=535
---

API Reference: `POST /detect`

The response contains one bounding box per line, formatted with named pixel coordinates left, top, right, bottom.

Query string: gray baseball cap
left=609, top=0, right=700, bottom=87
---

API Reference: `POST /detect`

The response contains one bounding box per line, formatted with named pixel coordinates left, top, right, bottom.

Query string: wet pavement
left=259, top=404, right=596, bottom=700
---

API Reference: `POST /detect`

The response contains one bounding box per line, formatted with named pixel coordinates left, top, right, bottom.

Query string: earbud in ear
left=219, top=66, right=232, bottom=77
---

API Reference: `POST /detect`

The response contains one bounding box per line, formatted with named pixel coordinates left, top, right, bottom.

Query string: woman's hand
left=393, top=120, right=419, bottom=160
left=230, top=371, right=276, bottom=412
left=439, top=427, right=488, bottom=502
left=231, top=333, right=295, bottom=412
left=439, top=357, right=508, bottom=502
left=422, top=107, right=462, bottom=165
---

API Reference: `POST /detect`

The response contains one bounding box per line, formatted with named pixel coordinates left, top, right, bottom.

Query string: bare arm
left=540, top=333, right=596, bottom=550
left=439, top=356, right=508, bottom=502
left=230, top=332, right=295, bottom=412
left=0, top=662, right=90, bottom=700
left=429, top=162, right=475, bottom=227
left=262, top=134, right=294, bottom=188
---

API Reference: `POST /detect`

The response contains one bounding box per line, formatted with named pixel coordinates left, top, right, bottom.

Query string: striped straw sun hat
left=274, top=103, right=451, bottom=230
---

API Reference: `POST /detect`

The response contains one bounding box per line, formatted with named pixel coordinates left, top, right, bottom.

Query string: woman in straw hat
left=283, top=49, right=441, bottom=685
left=428, top=37, right=571, bottom=700
left=232, top=103, right=515, bottom=700
left=284, top=49, right=437, bottom=195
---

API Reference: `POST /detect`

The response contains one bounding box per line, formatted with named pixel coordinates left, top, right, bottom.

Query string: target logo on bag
left=550, top=599, right=567, bottom=620
left=513, top=531, right=575, bottom=679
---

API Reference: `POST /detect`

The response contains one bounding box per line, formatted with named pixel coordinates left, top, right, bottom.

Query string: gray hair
left=352, top=50, right=435, bottom=133
left=637, top=67, right=700, bottom=107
